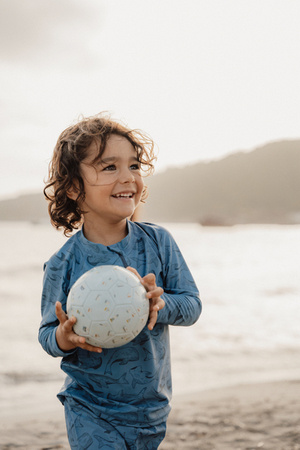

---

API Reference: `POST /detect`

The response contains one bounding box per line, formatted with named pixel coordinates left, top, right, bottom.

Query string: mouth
left=112, top=192, right=135, bottom=199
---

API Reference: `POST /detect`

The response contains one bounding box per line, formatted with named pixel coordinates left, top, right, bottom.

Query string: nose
left=119, top=167, right=135, bottom=183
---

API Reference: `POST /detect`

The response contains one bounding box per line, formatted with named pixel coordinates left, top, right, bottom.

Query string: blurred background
left=0, top=0, right=300, bottom=203
left=0, top=0, right=299, bottom=434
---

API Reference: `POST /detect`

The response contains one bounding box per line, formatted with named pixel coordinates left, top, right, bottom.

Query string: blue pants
left=64, top=398, right=167, bottom=450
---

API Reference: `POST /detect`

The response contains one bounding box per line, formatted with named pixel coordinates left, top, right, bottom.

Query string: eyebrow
left=100, top=156, right=140, bottom=164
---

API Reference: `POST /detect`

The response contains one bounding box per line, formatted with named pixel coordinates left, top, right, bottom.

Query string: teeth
left=114, top=193, right=133, bottom=198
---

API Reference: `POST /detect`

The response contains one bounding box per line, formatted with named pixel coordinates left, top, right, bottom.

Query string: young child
left=39, top=114, right=202, bottom=450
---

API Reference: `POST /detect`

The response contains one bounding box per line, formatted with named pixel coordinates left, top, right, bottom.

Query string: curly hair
left=44, top=113, right=156, bottom=236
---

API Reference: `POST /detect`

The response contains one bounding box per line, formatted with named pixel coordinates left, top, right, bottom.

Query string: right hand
left=55, top=301, right=102, bottom=353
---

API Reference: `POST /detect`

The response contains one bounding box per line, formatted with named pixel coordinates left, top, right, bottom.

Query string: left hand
left=126, top=267, right=165, bottom=330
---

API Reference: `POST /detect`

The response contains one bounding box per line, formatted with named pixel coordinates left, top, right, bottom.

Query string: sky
left=0, top=0, right=300, bottom=199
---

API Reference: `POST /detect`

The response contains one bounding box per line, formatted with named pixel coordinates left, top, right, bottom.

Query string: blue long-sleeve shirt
left=39, top=221, right=201, bottom=426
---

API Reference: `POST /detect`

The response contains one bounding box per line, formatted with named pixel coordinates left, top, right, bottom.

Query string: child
left=39, top=113, right=202, bottom=450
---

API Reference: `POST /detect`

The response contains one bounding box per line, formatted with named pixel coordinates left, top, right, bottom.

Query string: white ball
left=66, top=265, right=149, bottom=348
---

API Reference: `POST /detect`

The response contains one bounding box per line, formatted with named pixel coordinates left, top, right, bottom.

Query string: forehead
left=104, top=134, right=136, bottom=157
left=86, top=134, right=137, bottom=163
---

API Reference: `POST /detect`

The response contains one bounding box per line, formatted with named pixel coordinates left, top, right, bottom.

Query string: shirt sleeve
left=154, top=227, right=202, bottom=326
left=38, top=256, right=77, bottom=358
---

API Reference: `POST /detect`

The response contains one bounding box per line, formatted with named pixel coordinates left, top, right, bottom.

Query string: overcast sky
left=1, top=0, right=300, bottom=198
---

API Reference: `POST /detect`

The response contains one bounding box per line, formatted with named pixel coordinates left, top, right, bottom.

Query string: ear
left=67, top=181, right=80, bottom=201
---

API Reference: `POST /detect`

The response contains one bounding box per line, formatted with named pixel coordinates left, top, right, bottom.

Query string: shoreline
left=1, top=379, right=299, bottom=449
left=163, top=379, right=300, bottom=449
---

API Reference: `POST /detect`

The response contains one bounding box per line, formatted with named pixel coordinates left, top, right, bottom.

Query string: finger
left=73, top=335, right=103, bottom=353
left=147, top=297, right=165, bottom=330
left=143, top=273, right=156, bottom=282
left=141, top=273, right=156, bottom=290
left=80, top=343, right=103, bottom=353
left=146, top=286, right=164, bottom=299
left=64, top=319, right=103, bottom=354
left=62, top=315, right=77, bottom=333
left=126, top=266, right=142, bottom=281
left=148, top=309, right=158, bottom=331
left=55, top=301, right=68, bottom=324
left=149, top=297, right=165, bottom=312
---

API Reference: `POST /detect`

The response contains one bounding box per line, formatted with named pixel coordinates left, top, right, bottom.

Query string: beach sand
left=1, top=379, right=299, bottom=450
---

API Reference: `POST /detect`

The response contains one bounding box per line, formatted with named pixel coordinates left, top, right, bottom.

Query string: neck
left=82, top=218, right=128, bottom=246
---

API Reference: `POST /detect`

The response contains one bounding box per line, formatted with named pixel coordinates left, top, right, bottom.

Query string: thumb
left=55, top=301, right=68, bottom=324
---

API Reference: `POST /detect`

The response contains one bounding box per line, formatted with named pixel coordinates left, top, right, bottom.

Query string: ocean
left=1, top=221, right=299, bottom=421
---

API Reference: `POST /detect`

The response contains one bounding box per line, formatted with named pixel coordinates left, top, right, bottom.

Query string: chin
left=114, top=210, right=136, bottom=221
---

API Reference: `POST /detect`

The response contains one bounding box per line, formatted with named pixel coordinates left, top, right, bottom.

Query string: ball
left=66, top=265, right=149, bottom=348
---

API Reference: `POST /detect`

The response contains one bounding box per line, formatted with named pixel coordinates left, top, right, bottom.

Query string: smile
left=112, top=193, right=134, bottom=198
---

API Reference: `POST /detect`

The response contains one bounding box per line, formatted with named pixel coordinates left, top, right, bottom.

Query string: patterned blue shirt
left=39, top=221, right=202, bottom=427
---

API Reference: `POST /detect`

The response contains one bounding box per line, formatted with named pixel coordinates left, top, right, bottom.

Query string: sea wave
left=0, top=371, right=61, bottom=385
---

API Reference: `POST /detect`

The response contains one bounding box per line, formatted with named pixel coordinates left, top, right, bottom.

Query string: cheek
left=82, top=184, right=110, bottom=204
left=136, top=177, right=144, bottom=197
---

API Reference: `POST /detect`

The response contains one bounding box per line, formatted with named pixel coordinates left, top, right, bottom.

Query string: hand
left=126, top=267, right=165, bottom=331
left=55, top=301, right=102, bottom=353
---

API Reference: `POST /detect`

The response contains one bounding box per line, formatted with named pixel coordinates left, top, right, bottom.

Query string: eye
left=130, top=163, right=141, bottom=170
left=103, top=164, right=116, bottom=171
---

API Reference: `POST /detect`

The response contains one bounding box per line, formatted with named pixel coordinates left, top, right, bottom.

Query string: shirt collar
left=78, top=219, right=133, bottom=254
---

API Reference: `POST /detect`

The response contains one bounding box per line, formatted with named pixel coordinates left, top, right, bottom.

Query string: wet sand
left=1, top=379, right=299, bottom=449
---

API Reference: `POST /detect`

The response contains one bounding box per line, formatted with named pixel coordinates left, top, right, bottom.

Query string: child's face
left=78, top=134, right=144, bottom=225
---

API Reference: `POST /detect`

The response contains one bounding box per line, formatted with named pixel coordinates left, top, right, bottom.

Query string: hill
left=0, top=139, right=299, bottom=224
left=143, top=139, right=300, bottom=224
left=0, top=192, right=48, bottom=223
